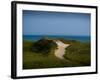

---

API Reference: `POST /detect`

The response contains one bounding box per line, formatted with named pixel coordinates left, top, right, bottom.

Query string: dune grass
left=23, top=39, right=91, bottom=69
left=23, top=41, right=80, bottom=69
left=64, top=41, right=91, bottom=66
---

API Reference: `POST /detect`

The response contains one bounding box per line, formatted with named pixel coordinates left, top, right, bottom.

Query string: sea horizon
left=23, top=35, right=90, bottom=42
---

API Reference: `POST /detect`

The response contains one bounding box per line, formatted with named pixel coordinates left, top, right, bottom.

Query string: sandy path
left=54, top=41, right=70, bottom=59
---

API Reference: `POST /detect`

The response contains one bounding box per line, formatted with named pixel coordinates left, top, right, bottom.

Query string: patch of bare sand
left=54, top=41, right=70, bottom=59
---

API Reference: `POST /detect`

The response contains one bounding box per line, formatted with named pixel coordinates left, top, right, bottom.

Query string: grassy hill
left=64, top=41, right=91, bottom=66
left=23, top=38, right=91, bottom=69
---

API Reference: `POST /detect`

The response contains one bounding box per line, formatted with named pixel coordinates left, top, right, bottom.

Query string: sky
left=23, top=10, right=90, bottom=36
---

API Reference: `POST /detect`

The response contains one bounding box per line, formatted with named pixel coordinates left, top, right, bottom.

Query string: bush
left=31, top=38, right=57, bottom=55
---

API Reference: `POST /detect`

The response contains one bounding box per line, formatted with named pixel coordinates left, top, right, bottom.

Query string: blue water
left=23, top=35, right=90, bottom=42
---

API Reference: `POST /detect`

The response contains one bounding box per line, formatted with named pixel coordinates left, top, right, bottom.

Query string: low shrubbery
left=31, top=38, right=57, bottom=55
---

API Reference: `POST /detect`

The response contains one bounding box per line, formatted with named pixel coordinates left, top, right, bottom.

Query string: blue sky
left=23, top=10, right=90, bottom=36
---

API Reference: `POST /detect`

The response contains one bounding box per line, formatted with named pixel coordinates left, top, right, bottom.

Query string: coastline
left=23, top=35, right=90, bottom=42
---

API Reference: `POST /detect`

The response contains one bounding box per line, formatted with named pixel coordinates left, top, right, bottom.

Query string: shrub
left=31, top=38, right=57, bottom=55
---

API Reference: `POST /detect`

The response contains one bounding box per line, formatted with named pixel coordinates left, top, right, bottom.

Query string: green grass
left=64, top=42, right=91, bottom=66
left=23, top=39, right=91, bottom=69
left=23, top=41, right=79, bottom=69
left=23, top=51, right=71, bottom=69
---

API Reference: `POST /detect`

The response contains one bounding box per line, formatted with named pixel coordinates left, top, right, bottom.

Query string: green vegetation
left=23, top=40, right=78, bottom=69
left=31, top=38, right=57, bottom=55
left=64, top=41, right=91, bottom=66
left=23, top=51, right=76, bottom=69
left=23, top=38, right=91, bottom=69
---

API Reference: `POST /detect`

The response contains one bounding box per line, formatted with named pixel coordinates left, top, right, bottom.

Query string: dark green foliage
left=31, top=38, right=57, bottom=55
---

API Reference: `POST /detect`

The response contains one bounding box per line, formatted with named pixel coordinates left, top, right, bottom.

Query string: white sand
left=54, top=40, right=70, bottom=59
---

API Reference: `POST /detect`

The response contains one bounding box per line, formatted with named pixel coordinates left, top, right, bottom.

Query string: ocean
left=23, top=35, right=90, bottom=42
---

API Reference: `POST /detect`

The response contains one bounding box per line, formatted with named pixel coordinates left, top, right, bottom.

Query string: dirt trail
left=54, top=41, right=70, bottom=59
